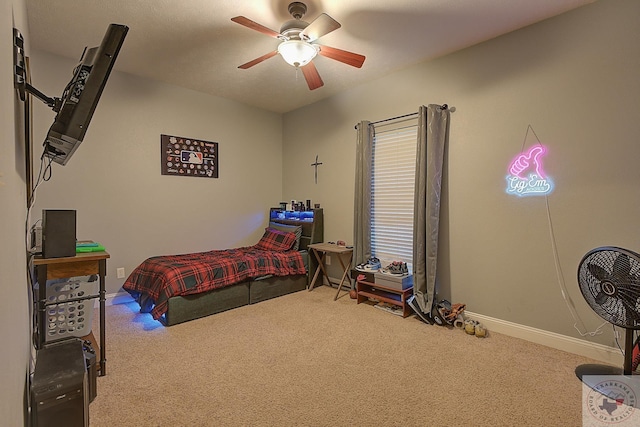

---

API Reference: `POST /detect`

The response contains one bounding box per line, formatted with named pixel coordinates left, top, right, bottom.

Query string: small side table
left=33, top=250, right=110, bottom=376
left=307, top=243, right=353, bottom=300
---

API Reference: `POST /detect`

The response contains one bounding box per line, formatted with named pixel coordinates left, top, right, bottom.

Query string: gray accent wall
left=282, top=0, right=640, bottom=348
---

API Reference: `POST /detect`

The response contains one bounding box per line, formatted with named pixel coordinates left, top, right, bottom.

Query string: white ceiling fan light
left=277, top=2, right=316, bottom=68
left=277, top=40, right=318, bottom=67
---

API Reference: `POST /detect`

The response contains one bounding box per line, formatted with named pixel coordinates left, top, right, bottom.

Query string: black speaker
left=42, top=209, right=76, bottom=258
left=31, top=339, right=88, bottom=427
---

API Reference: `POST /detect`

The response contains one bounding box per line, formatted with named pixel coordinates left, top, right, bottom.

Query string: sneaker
left=355, top=257, right=381, bottom=272
left=474, top=323, right=487, bottom=338
left=436, top=300, right=453, bottom=325
left=464, top=319, right=479, bottom=335
left=430, top=305, right=445, bottom=326
left=408, top=295, right=433, bottom=324
left=380, top=261, right=408, bottom=276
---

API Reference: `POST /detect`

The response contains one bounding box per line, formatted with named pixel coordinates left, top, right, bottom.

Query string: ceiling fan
left=231, top=2, right=365, bottom=90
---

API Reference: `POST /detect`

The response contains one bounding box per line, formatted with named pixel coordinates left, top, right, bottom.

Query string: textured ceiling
left=25, top=0, right=595, bottom=113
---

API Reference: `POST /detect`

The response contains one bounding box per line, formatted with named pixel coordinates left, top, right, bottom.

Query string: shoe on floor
left=474, top=323, right=487, bottom=338
left=408, top=295, right=433, bottom=324
left=464, top=319, right=478, bottom=335
left=436, top=300, right=453, bottom=325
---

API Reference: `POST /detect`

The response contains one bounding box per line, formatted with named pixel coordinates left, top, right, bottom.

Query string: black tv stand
left=25, top=82, right=62, bottom=111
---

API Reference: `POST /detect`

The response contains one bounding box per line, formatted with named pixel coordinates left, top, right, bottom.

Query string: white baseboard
left=314, top=277, right=623, bottom=365
left=98, top=285, right=623, bottom=366
left=465, top=310, right=623, bottom=366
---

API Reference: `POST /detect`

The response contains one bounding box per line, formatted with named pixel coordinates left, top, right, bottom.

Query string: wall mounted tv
left=15, top=23, right=128, bottom=166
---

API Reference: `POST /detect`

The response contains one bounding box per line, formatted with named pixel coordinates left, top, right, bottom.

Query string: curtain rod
left=372, top=112, right=418, bottom=126
left=354, top=104, right=448, bottom=130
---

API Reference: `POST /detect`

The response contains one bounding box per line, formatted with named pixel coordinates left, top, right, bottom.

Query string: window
left=371, top=125, right=417, bottom=267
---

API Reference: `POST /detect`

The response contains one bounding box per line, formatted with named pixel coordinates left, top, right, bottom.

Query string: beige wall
left=283, top=0, right=640, bottom=347
left=1, top=0, right=31, bottom=424
left=29, top=50, right=285, bottom=296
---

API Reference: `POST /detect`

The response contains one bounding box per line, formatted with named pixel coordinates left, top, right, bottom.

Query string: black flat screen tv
left=42, top=23, right=128, bottom=165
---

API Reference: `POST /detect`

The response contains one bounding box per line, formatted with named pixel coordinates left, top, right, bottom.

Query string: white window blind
left=371, top=125, right=417, bottom=267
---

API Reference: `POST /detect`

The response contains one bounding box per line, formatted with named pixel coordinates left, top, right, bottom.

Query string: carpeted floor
left=89, top=285, right=599, bottom=426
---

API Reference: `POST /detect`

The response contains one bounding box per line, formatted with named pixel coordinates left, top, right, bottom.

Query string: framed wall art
left=160, top=134, right=218, bottom=178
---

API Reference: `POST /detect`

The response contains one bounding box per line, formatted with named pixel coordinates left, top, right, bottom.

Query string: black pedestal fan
left=575, top=246, right=640, bottom=379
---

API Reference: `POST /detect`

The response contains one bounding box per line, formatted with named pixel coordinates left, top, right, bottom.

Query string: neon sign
left=506, top=145, right=554, bottom=197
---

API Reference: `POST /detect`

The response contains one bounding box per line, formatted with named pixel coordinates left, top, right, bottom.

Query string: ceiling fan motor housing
left=280, top=19, right=309, bottom=40
left=282, top=1, right=311, bottom=40
left=288, top=2, right=307, bottom=19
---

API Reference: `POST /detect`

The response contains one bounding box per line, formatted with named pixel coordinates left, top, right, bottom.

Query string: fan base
left=575, top=363, right=639, bottom=396
left=575, top=363, right=624, bottom=380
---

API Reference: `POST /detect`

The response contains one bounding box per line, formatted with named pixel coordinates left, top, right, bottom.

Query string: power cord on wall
left=25, top=154, right=55, bottom=375
left=612, top=325, right=625, bottom=357
left=520, top=125, right=607, bottom=339
left=544, top=195, right=607, bottom=338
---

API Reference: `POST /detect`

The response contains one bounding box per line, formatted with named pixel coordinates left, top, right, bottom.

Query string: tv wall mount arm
left=13, top=28, right=62, bottom=113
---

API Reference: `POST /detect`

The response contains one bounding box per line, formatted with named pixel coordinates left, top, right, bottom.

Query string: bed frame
left=161, top=208, right=323, bottom=326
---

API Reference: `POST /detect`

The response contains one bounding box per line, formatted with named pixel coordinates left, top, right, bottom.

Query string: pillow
left=254, top=228, right=297, bottom=252
left=268, top=222, right=302, bottom=251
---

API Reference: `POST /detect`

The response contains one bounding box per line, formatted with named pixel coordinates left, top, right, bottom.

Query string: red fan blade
left=231, top=16, right=282, bottom=39
left=318, top=45, right=365, bottom=68
left=300, top=13, right=341, bottom=42
left=301, top=62, right=324, bottom=90
left=238, top=51, right=278, bottom=69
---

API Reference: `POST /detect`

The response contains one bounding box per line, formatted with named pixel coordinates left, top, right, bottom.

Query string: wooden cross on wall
left=311, top=155, right=323, bottom=184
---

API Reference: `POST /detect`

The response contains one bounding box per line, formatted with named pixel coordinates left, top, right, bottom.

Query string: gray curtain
left=353, top=121, right=374, bottom=268
left=412, top=104, right=449, bottom=314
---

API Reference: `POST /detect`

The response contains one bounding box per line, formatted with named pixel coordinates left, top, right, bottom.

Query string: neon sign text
left=505, top=145, right=554, bottom=197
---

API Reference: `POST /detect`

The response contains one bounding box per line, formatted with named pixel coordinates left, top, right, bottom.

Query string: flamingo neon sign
left=505, top=145, right=554, bottom=197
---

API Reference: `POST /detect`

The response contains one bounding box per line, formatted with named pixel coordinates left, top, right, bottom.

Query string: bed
left=124, top=208, right=323, bottom=325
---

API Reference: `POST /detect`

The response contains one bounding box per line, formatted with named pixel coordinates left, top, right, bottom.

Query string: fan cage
left=577, top=246, right=640, bottom=330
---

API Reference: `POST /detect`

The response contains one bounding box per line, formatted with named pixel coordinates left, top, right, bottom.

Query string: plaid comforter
left=123, top=246, right=306, bottom=320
